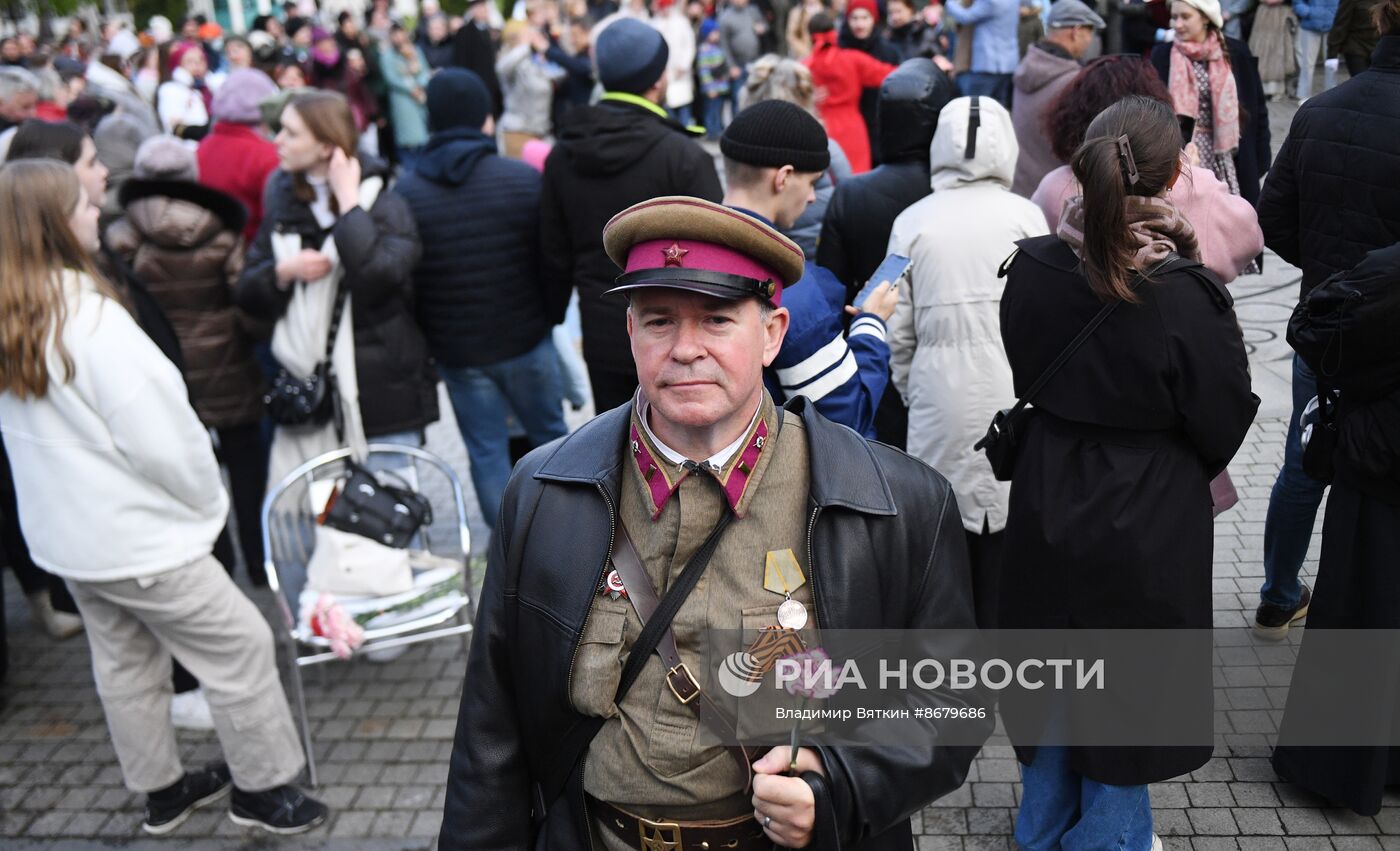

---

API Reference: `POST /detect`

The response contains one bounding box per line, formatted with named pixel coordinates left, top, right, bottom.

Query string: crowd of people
left=0, top=0, right=1396, bottom=843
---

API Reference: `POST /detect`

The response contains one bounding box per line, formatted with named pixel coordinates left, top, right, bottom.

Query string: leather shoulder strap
left=611, top=523, right=755, bottom=784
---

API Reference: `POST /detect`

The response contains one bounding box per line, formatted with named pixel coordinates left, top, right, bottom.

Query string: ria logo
left=716, top=627, right=807, bottom=697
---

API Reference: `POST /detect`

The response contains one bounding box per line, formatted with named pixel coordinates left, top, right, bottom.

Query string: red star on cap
left=662, top=242, right=689, bottom=267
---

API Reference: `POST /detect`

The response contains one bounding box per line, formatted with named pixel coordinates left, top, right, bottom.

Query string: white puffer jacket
left=887, top=96, right=1048, bottom=535
left=0, top=272, right=228, bottom=581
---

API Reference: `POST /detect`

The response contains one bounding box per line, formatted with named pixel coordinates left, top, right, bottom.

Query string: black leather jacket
left=440, top=398, right=990, bottom=850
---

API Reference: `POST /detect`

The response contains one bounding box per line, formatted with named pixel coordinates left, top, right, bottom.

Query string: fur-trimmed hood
left=117, top=179, right=248, bottom=250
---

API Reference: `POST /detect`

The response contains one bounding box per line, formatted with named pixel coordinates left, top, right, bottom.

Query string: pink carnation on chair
left=309, top=594, right=366, bottom=659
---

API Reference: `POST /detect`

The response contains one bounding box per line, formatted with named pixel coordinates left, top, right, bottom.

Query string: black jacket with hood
left=539, top=96, right=722, bottom=375
left=394, top=126, right=555, bottom=369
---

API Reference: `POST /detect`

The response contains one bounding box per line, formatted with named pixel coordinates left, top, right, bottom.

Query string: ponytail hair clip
left=1116, top=134, right=1141, bottom=187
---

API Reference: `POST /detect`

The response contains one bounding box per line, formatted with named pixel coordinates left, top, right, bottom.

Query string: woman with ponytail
left=997, top=95, right=1258, bottom=849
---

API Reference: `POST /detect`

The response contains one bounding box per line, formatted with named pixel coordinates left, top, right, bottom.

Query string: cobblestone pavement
left=5, top=99, right=1388, bottom=851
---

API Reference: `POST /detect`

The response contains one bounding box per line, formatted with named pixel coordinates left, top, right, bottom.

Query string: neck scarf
left=1169, top=32, right=1240, bottom=153
left=1057, top=194, right=1202, bottom=270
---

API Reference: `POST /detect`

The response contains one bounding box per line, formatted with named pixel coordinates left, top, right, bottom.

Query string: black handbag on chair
left=322, top=462, right=433, bottom=549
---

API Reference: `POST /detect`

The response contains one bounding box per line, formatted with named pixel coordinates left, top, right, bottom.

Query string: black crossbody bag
left=976, top=254, right=1191, bottom=481
left=265, top=276, right=349, bottom=429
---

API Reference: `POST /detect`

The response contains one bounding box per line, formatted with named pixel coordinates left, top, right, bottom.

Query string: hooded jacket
left=818, top=58, right=955, bottom=297
left=394, top=127, right=555, bottom=369
left=539, top=96, right=722, bottom=375
left=1010, top=42, right=1080, bottom=198
left=106, top=179, right=264, bottom=430
left=887, top=96, right=1048, bottom=535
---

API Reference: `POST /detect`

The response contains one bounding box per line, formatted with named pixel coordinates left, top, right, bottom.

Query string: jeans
left=439, top=336, right=569, bottom=530
left=1261, top=355, right=1328, bottom=608
left=1295, top=27, right=1327, bottom=99
left=729, top=69, right=749, bottom=124
left=1017, top=747, right=1154, bottom=851
left=957, top=71, right=1014, bottom=109
left=670, top=103, right=694, bottom=127
left=703, top=95, right=727, bottom=138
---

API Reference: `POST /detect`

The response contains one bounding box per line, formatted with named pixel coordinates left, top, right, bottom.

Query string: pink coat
left=1031, top=164, right=1264, bottom=283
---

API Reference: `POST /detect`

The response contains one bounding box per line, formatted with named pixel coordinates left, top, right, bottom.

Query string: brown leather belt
left=588, top=795, right=772, bottom=851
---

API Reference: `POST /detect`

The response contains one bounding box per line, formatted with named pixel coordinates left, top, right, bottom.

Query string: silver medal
left=777, top=598, right=808, bottom=630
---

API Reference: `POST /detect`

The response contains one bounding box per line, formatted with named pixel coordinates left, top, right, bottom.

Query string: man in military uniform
left=440, top=190, right=989, bottom=849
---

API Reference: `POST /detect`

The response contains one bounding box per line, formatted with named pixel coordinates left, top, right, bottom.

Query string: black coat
left=238, top=162, right=439, bottom=438
left=1273, top=243, right=1400, bottom=813
left=1256, top=36, right=1400, bottom=301
left=440, top=398, right=991, bottom=850
left=451, top=21, right=504, bottom=118
left=1150, top=37, right=1271, bottom=208
left=540, top=98, right=722, bottom=375
left=998, top=236, right=1258, bottom=784
left=394, top=127, right=555, bottom=369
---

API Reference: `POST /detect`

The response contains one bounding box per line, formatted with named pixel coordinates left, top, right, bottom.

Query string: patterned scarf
left=1169, top=32, right=1240, bottom=153
left=1057, top=194, right=1202, bottom=270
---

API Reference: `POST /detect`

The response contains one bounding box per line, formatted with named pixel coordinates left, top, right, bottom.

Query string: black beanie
left=720, top=100, right=831, bottom=173
left=427, top=68, right=492, bottom=132
left=595, top=19, right=669, bottom=95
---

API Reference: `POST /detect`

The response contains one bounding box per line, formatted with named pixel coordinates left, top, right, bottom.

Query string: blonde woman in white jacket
left=886, top=96, right=1048, bottom=628
left=0, top=160, right=326, bottom=836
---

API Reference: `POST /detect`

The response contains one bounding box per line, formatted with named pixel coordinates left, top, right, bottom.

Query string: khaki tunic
left=569, top=394, right=818, bottom=846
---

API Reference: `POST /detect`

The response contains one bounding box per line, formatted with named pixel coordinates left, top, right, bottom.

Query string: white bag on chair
left=307, top=525, right=414, bottom=597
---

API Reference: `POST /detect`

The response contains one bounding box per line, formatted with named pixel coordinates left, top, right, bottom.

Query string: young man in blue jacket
left=719, top=100, right=898, bottom=439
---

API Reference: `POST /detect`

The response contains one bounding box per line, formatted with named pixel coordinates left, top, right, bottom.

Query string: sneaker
left=1254, top=584, right=1311, bottom=640
left=25, top=590, right=84, bottom=640
left=229, top=784, right=328, bottom=835
left=170, top=688, right=216, bottom=731
left=142, top=763, right=232, bottom=835
left=1150, top=834, right=1164, bottom=851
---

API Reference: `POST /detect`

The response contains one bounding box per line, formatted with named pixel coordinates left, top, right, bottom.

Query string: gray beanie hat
left=133, top=135, right=199, bottom=182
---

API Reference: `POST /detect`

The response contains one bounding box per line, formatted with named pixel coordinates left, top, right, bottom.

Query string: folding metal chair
left=260, top=443, right=474, bottom=787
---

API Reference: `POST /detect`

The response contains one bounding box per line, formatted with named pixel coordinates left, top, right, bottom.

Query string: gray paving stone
left=1234, top=809, right=1286, bottom=836
left=1326, top=812, right=1381, bottom=836
left=1281, top=809, right=1337, bottom=836
left=1238, top=839, right=1288, bottom=851
left=1191, top=809, right=1242, bottom=836
left=966, top=808, right=1012, bottom=835
left=1189, top=784, right=1238, bottom=808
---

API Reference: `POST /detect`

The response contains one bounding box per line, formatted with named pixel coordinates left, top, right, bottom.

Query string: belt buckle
left=665, top=662, right=700, bottom=705
left=637, top=815, right=683, bottom=850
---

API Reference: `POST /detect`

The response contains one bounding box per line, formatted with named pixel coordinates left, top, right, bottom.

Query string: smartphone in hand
left=854, top=253, right=912, bottom=308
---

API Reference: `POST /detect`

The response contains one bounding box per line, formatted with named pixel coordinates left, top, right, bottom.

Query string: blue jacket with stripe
left=765, top=262, right=891, bottom=439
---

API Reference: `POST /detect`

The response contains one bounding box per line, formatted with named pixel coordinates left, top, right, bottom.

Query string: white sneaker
left=1150, top=834, right=1164, bottom=851
left=170, top=689, right=216, bottom=731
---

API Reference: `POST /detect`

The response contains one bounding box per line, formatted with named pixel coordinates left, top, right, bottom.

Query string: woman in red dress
left=802, top=12, right=897, bottom=173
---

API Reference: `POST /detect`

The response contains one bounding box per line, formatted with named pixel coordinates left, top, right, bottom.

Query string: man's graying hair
left=0, top=66, right=39, bottom=101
